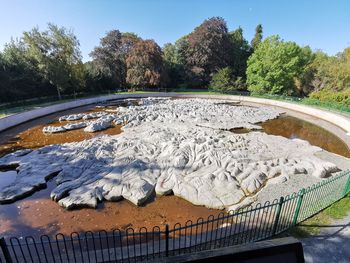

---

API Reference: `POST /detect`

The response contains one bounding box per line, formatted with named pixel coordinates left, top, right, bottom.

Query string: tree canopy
left=126, top=39, right=166, bottom=90
left=23, top=23, right=82, bottom=99
left=246, top=35, right=312, bottom=95
left=186, top=17, right=233, bottom=86
left=1, top=17, right=349, bottom=106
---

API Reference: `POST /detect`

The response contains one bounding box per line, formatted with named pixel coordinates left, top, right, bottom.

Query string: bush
left=309, top=89, right=350, bottom=106
left=209, top=67, right=246, bottom=93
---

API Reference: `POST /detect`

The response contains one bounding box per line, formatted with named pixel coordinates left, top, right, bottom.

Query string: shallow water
left=0, top=103, right=349, bottom=237
left=261, top=115, right=350, bottom=158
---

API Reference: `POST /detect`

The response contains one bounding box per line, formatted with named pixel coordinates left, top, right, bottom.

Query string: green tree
left=293, top=46, right=315, bottom=95
left=246, top=35, right=309, bottom=95
left=209, top=67, right=246, bottom=93
left=229, top=27, right=251, bottom=78
left=307, top=47, right=350, bottom=105
left=0, top=39, right=51, bottom=102
left=23, top=23, right=82, bottom=100
left=251, top=24, right=263, bottom=50
left=126, top=39, right=166, bottom=90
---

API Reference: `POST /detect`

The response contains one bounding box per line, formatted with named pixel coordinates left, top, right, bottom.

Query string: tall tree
left=247, top=35, right=310, bottom=95
left=0, top=39, right=51, bottom=102
left=90, top=30, right=140, bottom=90
left=251, top=24, right=263, bottom=50
left=229, top=27, right=251, bottom=78
left=23, top=23, right=82, bottom=99
left=186, top=17, right=232, bottom=86
left=126, top=39, right=166, bottom=90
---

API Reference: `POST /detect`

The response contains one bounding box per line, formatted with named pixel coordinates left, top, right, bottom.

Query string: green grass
left=288, top=193, right=350, bottom=237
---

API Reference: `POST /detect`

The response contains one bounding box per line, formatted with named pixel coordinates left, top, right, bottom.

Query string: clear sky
left=1, top=0, right=349, bottom=62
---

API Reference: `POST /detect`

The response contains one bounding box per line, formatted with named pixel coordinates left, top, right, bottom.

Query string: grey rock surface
left=0, top=98, right=345, bottom=209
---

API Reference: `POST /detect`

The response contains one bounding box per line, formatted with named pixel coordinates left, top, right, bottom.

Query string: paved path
left=300, top=214, right=350, bottom=263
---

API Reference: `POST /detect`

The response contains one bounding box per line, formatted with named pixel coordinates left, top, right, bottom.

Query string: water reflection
left=261, top=116, right=350, bottom=158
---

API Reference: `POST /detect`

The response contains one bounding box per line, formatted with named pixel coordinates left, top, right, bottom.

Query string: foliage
left=1, top=17, right=349, bottom=107
left=126, top=39, right=166, bottom=90
left=309, top=89, right=350, bottom=106
left=162, top=42, right=187, bottom=89
left=23, top=23, right=82, bottom=99
left=229, top=27, right=252, bottom=78
left=209, top=67, right=246, bottom=93
left=247, top=35, right=312, bottom=95
left=89, top=30, right=141, bottom=91
left=304, top=47, right=350, bottom=105
left=251, top=24, right=263, bottom=50
left=186, top=17, right=233, bottom=86
left=0, top=39, right=51, bottom=102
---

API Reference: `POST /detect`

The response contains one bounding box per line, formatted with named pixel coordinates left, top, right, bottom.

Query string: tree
left=229, top=27, right=251, bottom=78
left=246, top=35, right=310, bottom=95
left=186, top=17, right=232, bottom=86
left=0, top=39, right=51, bottom=102
left=126, top=39, right=166, bottom=90
left=23, top=23, right=82, bottom=99
left=293, top=46, right=315, bottom=95
left=90, top=31, right=141, bottom=91
left=251, top=24, right=263, bottom=50
left=209, top=67, right=246, bottom=93
left=307, top=46, right=350, bottom=105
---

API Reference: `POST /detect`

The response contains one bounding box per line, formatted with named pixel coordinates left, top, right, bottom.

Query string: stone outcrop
left=0, top=98, right=341, bottom=210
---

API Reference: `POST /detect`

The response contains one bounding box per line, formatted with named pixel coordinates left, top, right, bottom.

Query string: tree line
left=0, top=17, right=349, bottom=106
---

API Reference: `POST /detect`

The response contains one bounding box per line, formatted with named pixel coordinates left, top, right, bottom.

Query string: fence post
left=0, top=237, right=12, bottom=263
left=293, top=188, right=305, bottom=225
left=165, top=224, right=169, bottom=257
left=342, top=172, right=350, bottom=196
left=272, top=197, right=284, bottom=235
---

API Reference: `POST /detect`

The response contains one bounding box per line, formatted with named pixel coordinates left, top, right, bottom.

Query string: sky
left=1, top=0, right=350, bottom=62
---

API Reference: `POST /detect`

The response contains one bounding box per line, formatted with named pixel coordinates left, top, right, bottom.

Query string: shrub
left=209, top=67, right=246, bottom=93
left=308, top=89, right=350, bottom=107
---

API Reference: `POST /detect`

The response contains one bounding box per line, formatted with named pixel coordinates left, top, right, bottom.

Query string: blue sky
left=1, top=0, right=349, bottom=61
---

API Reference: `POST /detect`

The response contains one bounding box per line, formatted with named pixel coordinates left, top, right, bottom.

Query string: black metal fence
left=1, top=170, right=349, bottom=262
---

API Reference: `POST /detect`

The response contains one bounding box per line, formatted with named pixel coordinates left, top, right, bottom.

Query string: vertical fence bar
left=342, top=172, right=350, bottom=196
left=293, top=188, right=305, bottom=225
left=0, top=238, right=12, bottom=263
left=272, top=197, right=284, bottom=235
left=165, top=224, right=169, bottom=257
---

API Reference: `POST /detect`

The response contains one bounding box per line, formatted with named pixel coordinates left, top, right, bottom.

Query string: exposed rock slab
left=0, top=98, right=344, bottom=210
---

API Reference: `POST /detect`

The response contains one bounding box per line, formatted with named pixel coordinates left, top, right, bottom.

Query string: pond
left=0, top=101, right=348, bottom=237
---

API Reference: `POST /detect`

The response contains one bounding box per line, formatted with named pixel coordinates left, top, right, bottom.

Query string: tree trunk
left=57, top=87, right=62, bottom=100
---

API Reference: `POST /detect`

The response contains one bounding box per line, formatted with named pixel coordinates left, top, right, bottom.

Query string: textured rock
left=44, top=98, right=284, bottom=135
left=43, top=126, right=66, bottom=133
left=0, top=98, right=343, bottom=209
left=84, top=120, right=112, bottom=132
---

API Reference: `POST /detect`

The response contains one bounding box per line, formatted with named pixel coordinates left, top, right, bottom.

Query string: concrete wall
left=1, top=93, right=350, bottom=135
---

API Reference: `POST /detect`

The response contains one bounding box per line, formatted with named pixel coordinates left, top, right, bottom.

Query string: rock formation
left=0, top=98, right=340, bottom=210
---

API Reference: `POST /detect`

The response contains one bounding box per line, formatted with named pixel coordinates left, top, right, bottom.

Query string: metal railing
left=0, top=170, right=349, bottom=262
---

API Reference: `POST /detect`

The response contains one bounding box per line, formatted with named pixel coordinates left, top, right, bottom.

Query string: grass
left=288, top=193, right=350, bottom=237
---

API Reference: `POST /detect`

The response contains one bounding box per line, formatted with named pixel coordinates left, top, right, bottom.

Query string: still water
left=0, top=105, right=349, bottom=237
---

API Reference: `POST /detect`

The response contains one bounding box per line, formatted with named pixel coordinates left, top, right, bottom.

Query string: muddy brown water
left=0, top=103, right=349, bottom=237
left=261, top=115, right=350, bottom=158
